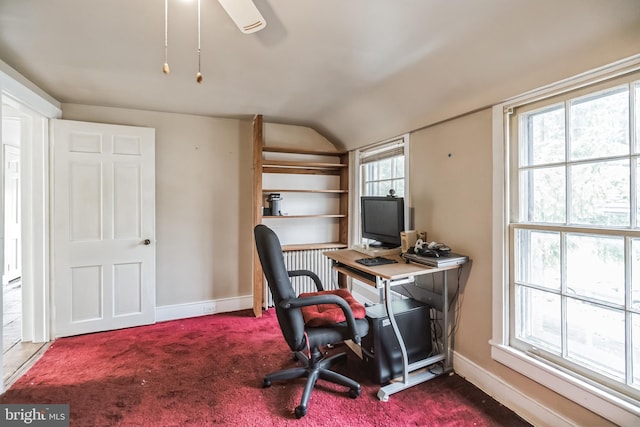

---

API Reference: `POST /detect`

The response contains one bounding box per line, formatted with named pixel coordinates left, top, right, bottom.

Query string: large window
left=493, top=60, right=640, bottom=424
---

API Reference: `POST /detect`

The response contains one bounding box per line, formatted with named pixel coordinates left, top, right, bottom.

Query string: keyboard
left=355, top=256, right=398, bottom=267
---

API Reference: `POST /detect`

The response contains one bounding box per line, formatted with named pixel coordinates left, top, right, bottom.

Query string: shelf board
left=262, top=188, right=347, bottom=194
left=263, top=146, right=346, bottom=156
left=263, top=166, right=343, bottom=175
left=263, top=160, right=347, bottom=169
left=263, top=214, right=346, bottom=219
left=282, top=242, right=348, bottom=252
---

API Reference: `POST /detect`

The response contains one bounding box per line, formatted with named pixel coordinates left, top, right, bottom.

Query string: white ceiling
left=1, top=0, right=639, bottom=150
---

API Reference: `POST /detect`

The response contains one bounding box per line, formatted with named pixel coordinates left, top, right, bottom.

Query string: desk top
left=324, top=249, right=461, bottom=281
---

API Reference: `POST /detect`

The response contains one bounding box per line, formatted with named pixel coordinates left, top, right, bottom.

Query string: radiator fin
left=264, top=248, right=339, bottom=307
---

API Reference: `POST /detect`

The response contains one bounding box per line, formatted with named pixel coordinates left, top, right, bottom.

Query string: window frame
left=491, top=54, right=640, bottom=425
left=352, top=134, right=410, bottom=247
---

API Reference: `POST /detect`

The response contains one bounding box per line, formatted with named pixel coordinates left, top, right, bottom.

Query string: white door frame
left=1, top=97, right=53, bottom=344
left=0, top=60, right=61, bottom=393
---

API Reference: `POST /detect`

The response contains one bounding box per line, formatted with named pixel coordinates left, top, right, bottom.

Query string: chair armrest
left=287, top=269, right=324, bottom=291
left=280, top=294, right=361, bottom=344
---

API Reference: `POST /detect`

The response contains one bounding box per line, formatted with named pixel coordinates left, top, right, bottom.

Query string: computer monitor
left=360, top=196, right=405, bottom=248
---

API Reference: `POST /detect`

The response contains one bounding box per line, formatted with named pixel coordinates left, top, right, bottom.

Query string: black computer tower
left=361, top=299, right=432, bottom=385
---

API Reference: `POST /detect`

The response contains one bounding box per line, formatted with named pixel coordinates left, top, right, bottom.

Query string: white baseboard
left=155, top=295, right=253, bottom=322
left=453, top=351, right=575, bottom=427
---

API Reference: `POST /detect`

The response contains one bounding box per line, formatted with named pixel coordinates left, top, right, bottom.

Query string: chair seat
left=299, top=288, right=366, bottom=326
left=305, top=318, right=370, bottom=349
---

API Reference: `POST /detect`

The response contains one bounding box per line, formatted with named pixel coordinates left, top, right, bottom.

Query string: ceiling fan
left=162, top=0, right=266, bottom=82
left=217, top=0, right=267, bottom=34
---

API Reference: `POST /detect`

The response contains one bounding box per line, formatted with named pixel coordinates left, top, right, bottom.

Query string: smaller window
left=360, top=139, right=405, bottom=197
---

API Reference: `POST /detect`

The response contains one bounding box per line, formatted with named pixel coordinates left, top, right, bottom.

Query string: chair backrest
left=254, top=225, right=306, bottom=352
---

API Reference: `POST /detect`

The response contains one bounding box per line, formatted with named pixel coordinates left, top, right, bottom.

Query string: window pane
left=393, top=156, right=404, bottom=178
left=569, top=86, right=629, bottom=161
left=636, top=159, right=640, bottom=224
left=377, top=158, right=393, bottom=180
left=631, top=239, right=640, bottom=311
left=566, top=234, right=624, bottom=305
left=567, top=299, right=625, bottom=381
left=570, top=160, right=629, bottom=227
left=365, top=163, right=378, bottom=181
left=520, top=167, right=565, bottom=223
left=364, top=182, right=375, bottom=196
left=634, top=313, right=640, bottom=387
left=515, top=285, right=561, bottom=353
left=377, top=181, right=393, bottom=197
left=515, top=229, right=560, bottom=290
left=636, top=83, right=640, bottom=153
left=521, top=104, right=565, bottom=166
left=362, top=155, right=405, bottom=198
left=392, top=179, right=404, bottom=197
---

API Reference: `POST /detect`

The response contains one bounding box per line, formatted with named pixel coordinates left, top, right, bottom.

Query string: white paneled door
left=52, top=120, right=155, bottom=337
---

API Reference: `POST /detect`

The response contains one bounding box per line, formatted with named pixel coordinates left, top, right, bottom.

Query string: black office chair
left=254, top=224, right=369, bottom=418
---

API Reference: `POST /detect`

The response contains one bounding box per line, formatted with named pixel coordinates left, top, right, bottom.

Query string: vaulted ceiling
left=1, top=0, right=639, bottom=150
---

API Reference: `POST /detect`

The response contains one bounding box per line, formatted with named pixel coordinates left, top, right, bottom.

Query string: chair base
left=263, top=349, right=361, bottom=418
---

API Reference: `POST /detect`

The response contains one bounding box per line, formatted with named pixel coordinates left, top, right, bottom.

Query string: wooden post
left=252, top=114, right=264, bottom=317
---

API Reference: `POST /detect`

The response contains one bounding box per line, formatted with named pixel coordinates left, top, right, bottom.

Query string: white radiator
left=265, top=248, right=339, bottom=307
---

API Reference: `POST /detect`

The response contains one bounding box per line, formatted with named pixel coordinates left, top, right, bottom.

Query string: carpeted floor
left=0, top=309, right=531, bottom=426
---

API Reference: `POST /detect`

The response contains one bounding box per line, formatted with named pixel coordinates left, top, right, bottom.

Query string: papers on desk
left=401, top=252, right=468, bottom=267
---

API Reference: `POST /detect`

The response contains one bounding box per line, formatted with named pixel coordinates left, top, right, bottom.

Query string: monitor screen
left=360, top=196, right=405, bottom=248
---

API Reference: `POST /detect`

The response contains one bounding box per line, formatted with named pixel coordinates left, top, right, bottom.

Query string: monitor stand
left=352, top=244, right=401, bottom=257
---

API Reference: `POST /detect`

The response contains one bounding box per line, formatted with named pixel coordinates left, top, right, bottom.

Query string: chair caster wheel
left=294, top=405, right=307, bottom=418
left=263, top=379, right=271, bottom=388
left=349, top=387, right=361, bottom=398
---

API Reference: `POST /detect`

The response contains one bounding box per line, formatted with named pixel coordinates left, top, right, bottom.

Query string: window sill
left=490, top=342, right=640, bottom=426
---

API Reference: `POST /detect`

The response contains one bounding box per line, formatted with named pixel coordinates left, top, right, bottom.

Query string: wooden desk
left=323, top=249, right=464, bottom=401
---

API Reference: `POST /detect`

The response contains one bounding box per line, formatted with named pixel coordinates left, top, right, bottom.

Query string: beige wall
left=409, top=109, right=613, bottom=426
left=58, top=105, right=339, bottom=309
left=61, top=104, right=254, bottom=307
left=59, top=102, right=617, bottom=424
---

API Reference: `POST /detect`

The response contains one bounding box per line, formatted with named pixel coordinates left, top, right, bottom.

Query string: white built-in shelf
left=262, top=147, right=346, bottom=156
left=262, top=189, right=347, bottom=194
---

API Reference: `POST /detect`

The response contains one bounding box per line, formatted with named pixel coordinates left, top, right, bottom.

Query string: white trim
left=403, top=133, right=411, bottom=228
left=501, top=53, right=640, bottom=109
left=0, top=63, right=59, bottom=395
left=491, top=53, right=640, bottom=426
left=21, top=112, right=50, bottom=343
left=453, top=351, right=574, bottom=427
left=351, top=133, right=410, bottom=246
left=490, top=345, right=640, bottom=426
left=0, top=59, right=61, bottom=118
left=155, top=295, right=253, bottom=322
left=492, top=103, right=509, bottom=345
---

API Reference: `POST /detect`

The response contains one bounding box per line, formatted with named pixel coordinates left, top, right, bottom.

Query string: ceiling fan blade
left=217, top=0, right=267, bottom=34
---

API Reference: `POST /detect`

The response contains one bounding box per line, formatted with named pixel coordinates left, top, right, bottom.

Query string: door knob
left=144, top=239, right=151, bottom=245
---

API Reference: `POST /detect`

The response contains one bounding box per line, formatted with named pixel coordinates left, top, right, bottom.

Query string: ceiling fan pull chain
left=162, top=0, right=170, bottom=74
left=196, top=0, right=203, bottom=83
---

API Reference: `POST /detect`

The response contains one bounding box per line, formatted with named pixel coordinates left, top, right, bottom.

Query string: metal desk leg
left=443, top=270, right=451, bottom=371
left=377, top=270, right=451, bottom=401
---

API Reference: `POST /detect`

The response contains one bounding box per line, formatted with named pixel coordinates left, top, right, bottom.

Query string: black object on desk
left=356, top=256, right=398, bottom=267
left=361, top=300, right=432, bottom=385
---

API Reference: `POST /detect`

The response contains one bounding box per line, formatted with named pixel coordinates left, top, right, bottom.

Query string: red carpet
left=1, top=309, right=530, bottom=426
